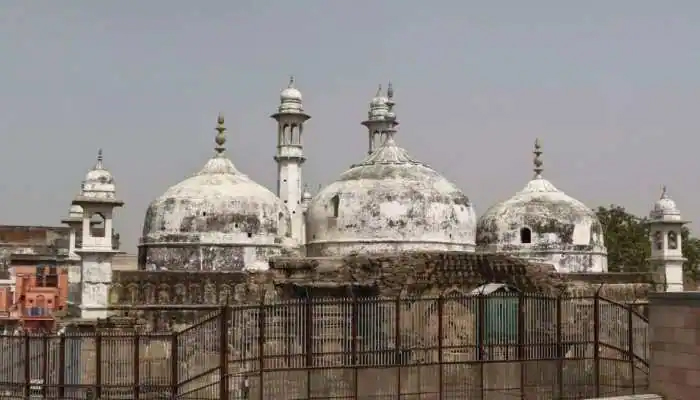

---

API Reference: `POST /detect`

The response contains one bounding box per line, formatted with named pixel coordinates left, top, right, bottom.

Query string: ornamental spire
left=214, top=113, right=226, bottom=156
left=533, top=138, right=543, bottom=178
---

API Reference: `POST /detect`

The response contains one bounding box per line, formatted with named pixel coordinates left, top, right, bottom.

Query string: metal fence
left=0, top=292, right=649, bottom=399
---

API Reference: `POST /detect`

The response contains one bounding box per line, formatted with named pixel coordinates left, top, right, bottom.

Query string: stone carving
left=110, top=252, right=659, bottom=309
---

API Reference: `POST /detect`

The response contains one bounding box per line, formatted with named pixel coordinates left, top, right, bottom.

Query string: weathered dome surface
left=477, top=140, right=606, bottom=273
left=306, top=137, right=476, bottom=257
left=139, top=116, right=292, bottom=272
left=477, top=177, right=603, bottom=247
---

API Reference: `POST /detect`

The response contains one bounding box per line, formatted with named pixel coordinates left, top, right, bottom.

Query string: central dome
left=306, top=135, right=476, bottom=257
left=140, top=115, right=291, bottom=271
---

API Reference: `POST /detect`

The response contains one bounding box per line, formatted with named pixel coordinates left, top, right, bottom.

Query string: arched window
left=331, top=195, right=340, bottom=218
left=654, top=231, right=663, bottom=250
left=520, top=227, right=532, bottom=244
left=668, top=231, right=678, bottom=250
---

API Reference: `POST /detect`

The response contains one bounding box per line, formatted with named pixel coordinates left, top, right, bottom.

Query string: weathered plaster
left=140, top=155, right=293, bottom=271
left=477, top=177, right=607, bottom=273
left=306, top=138, right=476, bottom=257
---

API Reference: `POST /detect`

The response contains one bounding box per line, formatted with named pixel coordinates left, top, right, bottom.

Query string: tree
left=595, top=205, right=700, bottom=280
left=595, top=205, right=649, bottom=272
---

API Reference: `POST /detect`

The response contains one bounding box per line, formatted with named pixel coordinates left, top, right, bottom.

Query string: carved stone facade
left=110, top=251, right=657, bottom=308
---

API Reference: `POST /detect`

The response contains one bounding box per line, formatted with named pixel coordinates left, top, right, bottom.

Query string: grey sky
left=1, top=1, right=699, bottom=251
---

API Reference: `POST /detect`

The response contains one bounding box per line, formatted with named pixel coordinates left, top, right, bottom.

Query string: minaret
left=72, top=149, right=124, bottom=319
left=361, top=83, right=397, bottom=154
left=272, top=76, right=310, bottom=243
left=647, top=186, right=687, bottom=292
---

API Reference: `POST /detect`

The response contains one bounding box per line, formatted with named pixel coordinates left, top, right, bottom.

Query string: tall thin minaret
left=73, top=149, right=123, bottom=319
left=272, top=76, right=310, bottom=243
left=361, top=83, right=397, bottom=154
left=647, top=186, right=688, bottom=292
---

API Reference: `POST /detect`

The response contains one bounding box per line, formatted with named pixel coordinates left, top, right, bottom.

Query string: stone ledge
left=649, top=291, right=700, bottom=306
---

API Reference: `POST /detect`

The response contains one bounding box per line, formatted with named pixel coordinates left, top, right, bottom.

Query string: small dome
left=302, top=189, right=313, bottom=202
left=281, top=86, right=302, bottom=102
left=650, top=186, right=682, bottom=220
left=306, top=135, right=476, bottom=257
left=68, top=204, right=83, bottom=218
left=79, top=149, right=118, bottom=201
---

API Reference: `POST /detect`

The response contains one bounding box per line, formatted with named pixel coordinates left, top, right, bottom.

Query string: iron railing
left=0, top=292, right=649, bottom=399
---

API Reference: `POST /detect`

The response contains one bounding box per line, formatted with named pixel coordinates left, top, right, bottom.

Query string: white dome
left=281, top=86, right=302, bottom=102
left=650, top=186, right=682, bottom=221
left=477, top=177, right=603, bottom=245
left=79, top=149, right=117, bottom=201
left=306, top=136, right=476, bottom=257
left=142, top=156, right=291, bottom=246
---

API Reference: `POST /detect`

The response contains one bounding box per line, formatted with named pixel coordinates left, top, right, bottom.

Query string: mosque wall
left=138, top=244, right=285, bottom=272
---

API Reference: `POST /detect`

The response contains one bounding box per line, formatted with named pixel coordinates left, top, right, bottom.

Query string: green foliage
left=595, top=205, right=700, bottom=280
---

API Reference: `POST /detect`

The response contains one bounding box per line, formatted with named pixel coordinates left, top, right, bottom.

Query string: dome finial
left=661, top=184, right=668, bottom=199
left=288, top=75, right=295, bottom=88
left=214, top=113, right=226, bottom=156
left=387, top=81, right=394, bottom=100
left=95, top=148, right=104, bottom=169
left=533, top=138, right=544, bottom=178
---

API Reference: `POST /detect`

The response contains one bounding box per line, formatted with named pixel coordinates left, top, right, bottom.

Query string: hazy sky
left=1, top=1, right=699, bottom=252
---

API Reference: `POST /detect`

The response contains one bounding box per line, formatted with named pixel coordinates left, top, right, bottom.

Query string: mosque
left=60, top=78, right=687, bottom=317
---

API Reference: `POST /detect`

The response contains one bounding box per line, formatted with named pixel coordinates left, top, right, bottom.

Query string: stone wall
left=648, top=292, right=700, bottom=399
left=110, top=251, right=658, bottom=307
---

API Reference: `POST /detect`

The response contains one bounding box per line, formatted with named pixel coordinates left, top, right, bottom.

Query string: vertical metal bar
left=477, top=294, right=486, bottom=400
left=171, top=330, right=179, bottom=397
left=593, top=293, right=601, bottom=397
left=95, top=332, right=102, bottom=399
left=220, top=306, right=230, bottom=400
left=42, top=334, right=49, bottom=398
left=518, top=293, right=525, bottom=399
left=556, top=295, right=564, bottom=398
left=628, top=305, right=635, bottom=394
left=437, top=295, right=444, bottom=400
left=258, top=301, right=266, bottom=400
left=395, top=296, right=401, bottom=400
left=305, top=295, right=313, bottom=399
left=351, top=292, right=359, bottom=400
left=23, top=332, right=30, bottom=398
left=58, top=333, right=66, bottom=398
left=133, top=332, right=140, bottom=400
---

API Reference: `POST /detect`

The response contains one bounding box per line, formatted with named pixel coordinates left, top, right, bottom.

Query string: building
left=54, top=77, right=686, bottom=315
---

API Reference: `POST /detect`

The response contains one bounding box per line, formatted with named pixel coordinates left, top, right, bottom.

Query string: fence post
left=171, top=329, right=179, bottom=397
left=133, top=332, right=140, bottom=400
left=58, top=331, right=66, bottom=398
left=437, top=295, right=444, bottom=400
left=477, top=294, right=486, bottom=400
left=95, top=332, right=102, bottom=399
left=23, top=331, right=30, bottom=398
left=351, top=292, right=359, bottom=400
left=517, top=292, right=525, bottom=399
left=628, top=305, right=635, bottom=394
left=220, top=306, right=230, bottom=400
left=556, top=294, right=564, bottom=398
left=258, top=300, right=266, bottom=400
left=305, top=295, right=313, bottom=400
left=395, top=296, right=402, bottom=400
left=593, top=292, right=601, bottom=398
left=42, top=334, right=49, bottom=398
